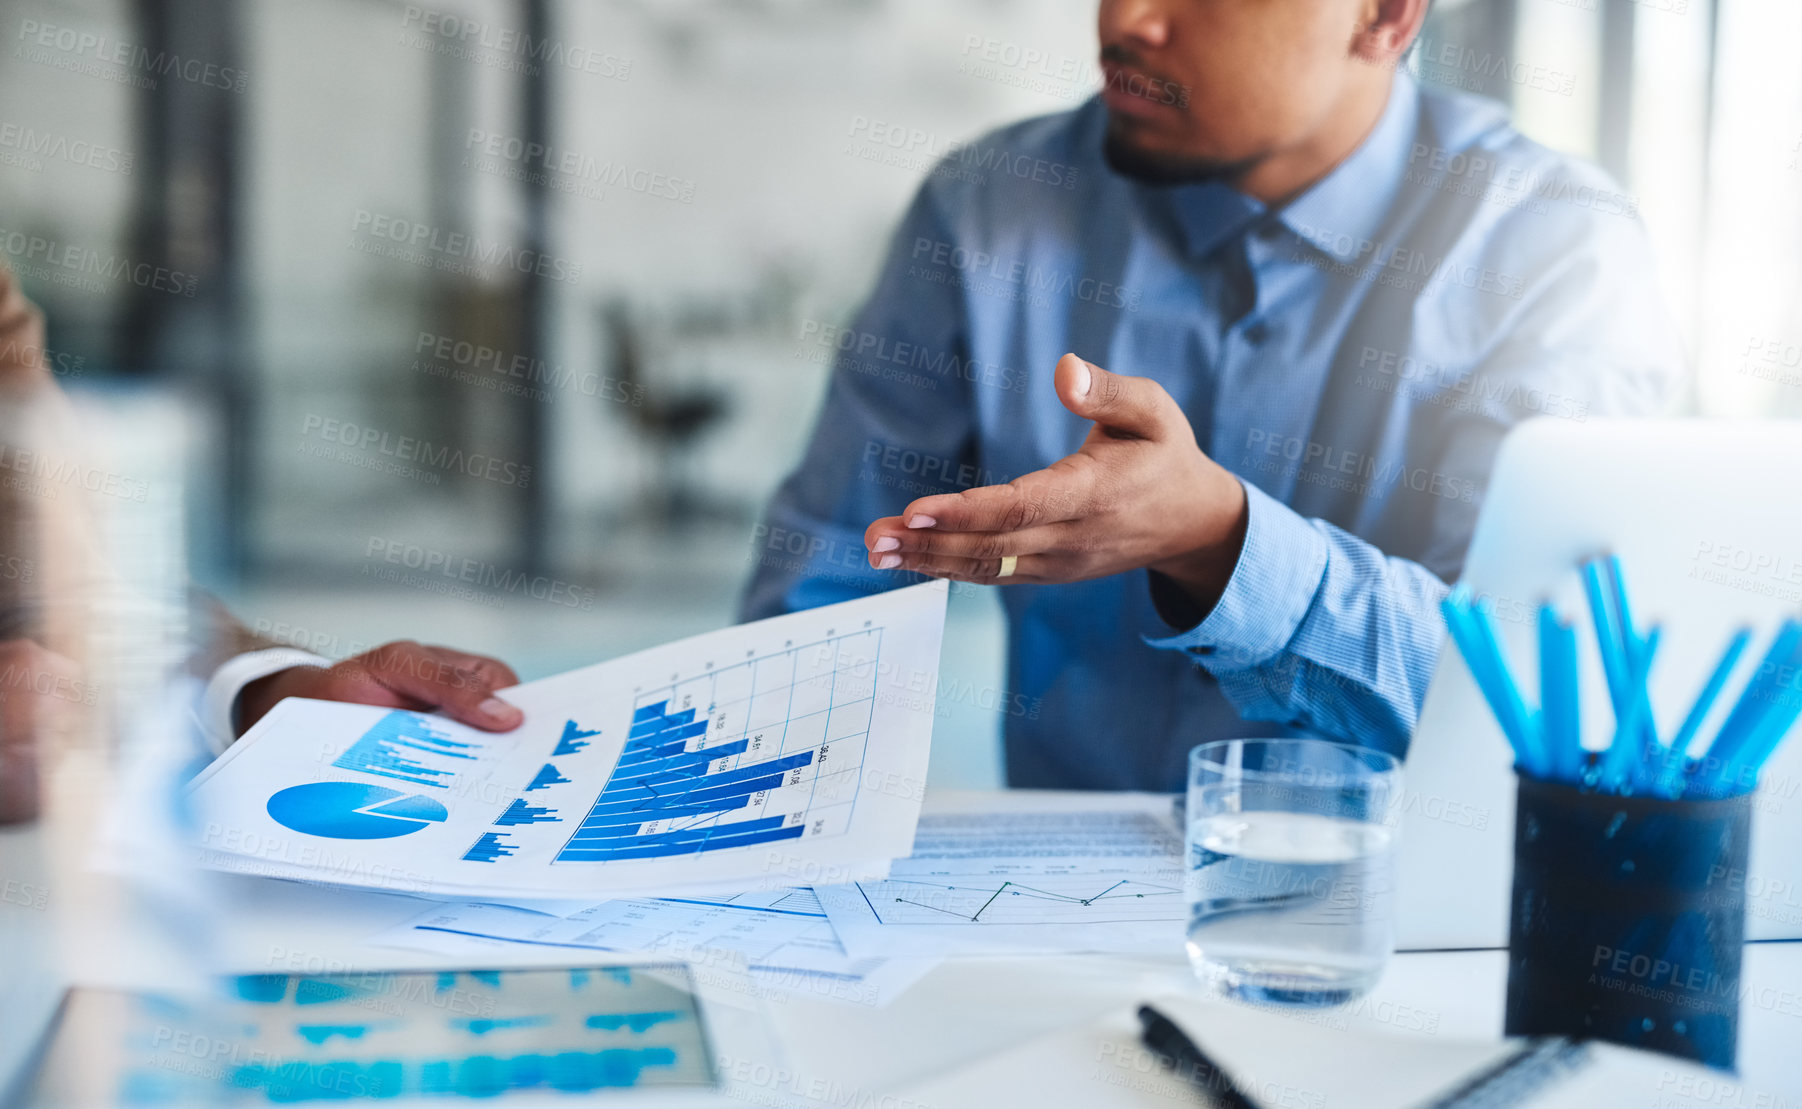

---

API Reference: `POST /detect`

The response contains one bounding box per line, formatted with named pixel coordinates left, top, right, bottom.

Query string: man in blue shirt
left=742, top=0, right=1682, bottom=790
left=211, top=0, right=1679, bottom=787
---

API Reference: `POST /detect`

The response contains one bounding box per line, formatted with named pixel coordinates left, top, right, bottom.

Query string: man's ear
left=1351, top=0, right=1432, bottom=67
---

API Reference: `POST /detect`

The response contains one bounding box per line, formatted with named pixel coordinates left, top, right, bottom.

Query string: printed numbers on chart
left=818, top=743, right=830, bottom=762
left=812, top=819, right=824, bottom=835
left=749, top=733, right=764, bottom=753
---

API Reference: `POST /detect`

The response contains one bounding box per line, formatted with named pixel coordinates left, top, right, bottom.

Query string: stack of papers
left=373, top=889, right=940, bottom=1008
left=369, top=792, right=1185, bottom=1007
left=184, top=582, right=1191, bottom=1008
left=814, top=790, right=1185, bottom=958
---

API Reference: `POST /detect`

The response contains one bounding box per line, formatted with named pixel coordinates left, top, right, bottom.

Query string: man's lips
left=1100, top=62, right=1179, bottom=118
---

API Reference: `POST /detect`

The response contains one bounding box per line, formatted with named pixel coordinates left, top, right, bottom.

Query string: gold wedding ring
left=997, top=555, right=1018, bottom=579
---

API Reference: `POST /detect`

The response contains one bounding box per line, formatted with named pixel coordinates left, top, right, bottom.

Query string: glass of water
left=1185, top=738, right=1402, bottom=1007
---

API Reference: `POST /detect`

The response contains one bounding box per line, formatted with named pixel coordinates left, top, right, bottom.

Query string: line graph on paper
left=855, top=875, right=1185, bottom=926
left=553, top=628, right=885, bottom=864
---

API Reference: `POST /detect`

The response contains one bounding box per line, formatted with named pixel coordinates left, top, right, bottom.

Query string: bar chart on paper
left=555, top=628, right=883, bottom=864
left=331, top=712, right=482, bottom=788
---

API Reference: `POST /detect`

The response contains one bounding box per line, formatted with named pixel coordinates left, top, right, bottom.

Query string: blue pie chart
left=267, top=782, right=449, bottom=840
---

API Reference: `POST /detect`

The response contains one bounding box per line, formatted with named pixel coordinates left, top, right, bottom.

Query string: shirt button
left=1242, top=322, right=1269, bottom=346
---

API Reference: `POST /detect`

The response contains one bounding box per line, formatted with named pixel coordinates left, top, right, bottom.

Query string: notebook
left=898, top=993, right=1726, bottom=1109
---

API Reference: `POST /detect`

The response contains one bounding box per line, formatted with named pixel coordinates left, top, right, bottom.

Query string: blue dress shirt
left=743, top=75, right=1683, bottom=791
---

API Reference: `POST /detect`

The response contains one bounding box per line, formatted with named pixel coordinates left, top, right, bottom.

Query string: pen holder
left=1504, top=775, right=1751, bottom=1069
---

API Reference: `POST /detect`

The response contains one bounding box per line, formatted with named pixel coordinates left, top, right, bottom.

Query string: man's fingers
left=310, top=664, right=417, bottom=711
left=895, top=552, right=1042, bottom=585
left=423, top=646, right=521, bottom=691
left=238, top=641, right=526, bottom=736
left=866, top=523, right=1063, bottom=569
left=1053, top=352, right=1179, bottom=440
left=864, top=515, right=907, bottom=556
left=347, top=641, right=524, bottom=731
left=236, top=662, right=409, bottom=736
left=421, top=647, right=525, bottom=729
left=899, top=464, right=1089, bottom=534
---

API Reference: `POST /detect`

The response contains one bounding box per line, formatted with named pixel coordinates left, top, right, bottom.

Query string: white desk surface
left=5, top=796, right=1801, bottom=1108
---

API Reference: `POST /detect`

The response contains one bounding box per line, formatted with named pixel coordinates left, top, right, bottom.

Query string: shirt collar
left=1131, top=74, right=1420, bottom=265
left=1275, top=74, right=1421, bottom=262
left=1160, top=180, right=1266, bottom=262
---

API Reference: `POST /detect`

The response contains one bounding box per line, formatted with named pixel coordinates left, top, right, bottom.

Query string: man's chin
left=1102, top=123, right=1238, bottom=186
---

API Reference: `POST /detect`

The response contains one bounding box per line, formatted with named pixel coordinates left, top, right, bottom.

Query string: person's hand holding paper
left=237, top=640, right=524, bottom=735
left=862, top=353, right=1248, bottom=609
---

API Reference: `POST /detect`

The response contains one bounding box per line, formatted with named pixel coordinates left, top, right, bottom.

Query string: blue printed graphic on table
left=267, top=782, right=449, bottom=839
left=102, top=966, right=713, bottom=1104
left=331, top=711, right=481, bottom=789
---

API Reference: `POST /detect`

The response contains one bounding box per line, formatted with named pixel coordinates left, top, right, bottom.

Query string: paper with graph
left=812, top=791, right=1189, bottom=957
left=370, top=888, right=941, bottom=1007
left=185, top=581, right=948, bottom=898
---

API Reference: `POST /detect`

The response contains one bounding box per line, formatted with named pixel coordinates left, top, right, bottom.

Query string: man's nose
left=1100, top=0, right=1173, bottom=50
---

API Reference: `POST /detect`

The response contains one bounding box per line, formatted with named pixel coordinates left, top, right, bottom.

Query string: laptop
left=1397, top=419, right=1802, bottom=949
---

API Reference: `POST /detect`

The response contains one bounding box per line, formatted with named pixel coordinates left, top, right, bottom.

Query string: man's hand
left=863, top=353, right=1249, bottom=604
left=237, top=641, right=524, bottom=737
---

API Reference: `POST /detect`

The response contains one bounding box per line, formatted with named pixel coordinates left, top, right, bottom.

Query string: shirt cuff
left=1142, top=480, right=1330, bottom=670
left=200, top=647, right=331, bottom=754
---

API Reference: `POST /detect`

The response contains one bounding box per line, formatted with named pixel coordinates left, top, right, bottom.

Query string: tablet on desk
left=1398, top=419, right=1802, bottom=949
left=20, top=965, right=718, bottom=1106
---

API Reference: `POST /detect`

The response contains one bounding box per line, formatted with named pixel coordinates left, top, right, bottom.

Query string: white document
left=186, top=581, right=948, bottom=899
left=813, top=790, right=1188, bottom=957
left=373, top=889, right=939, bottom=1008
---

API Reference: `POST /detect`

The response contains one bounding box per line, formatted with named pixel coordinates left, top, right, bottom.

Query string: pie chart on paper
left=266, top=782, right=450, bottom=840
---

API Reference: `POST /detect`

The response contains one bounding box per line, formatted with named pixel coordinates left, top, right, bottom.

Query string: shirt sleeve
left=1143, top=481, right=1447, bottom=758
left=740, top=184, right=977, bottom=620
left=199, top=647, right=330, bottom=753
left=1143, top=189, right=1685, bottom=757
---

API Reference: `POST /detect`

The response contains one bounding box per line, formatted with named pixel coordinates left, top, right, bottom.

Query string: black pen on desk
left=1137, top=1004, right=1261, bottom=1109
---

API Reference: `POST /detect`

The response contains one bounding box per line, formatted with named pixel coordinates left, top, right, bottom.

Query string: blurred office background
left=0, top=0, right=1798, bottom=788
